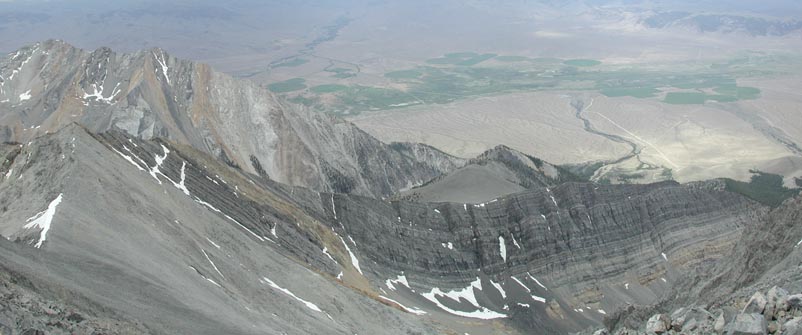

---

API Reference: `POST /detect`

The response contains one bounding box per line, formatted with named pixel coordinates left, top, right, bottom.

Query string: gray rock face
left=0, top=125, right=775, bottom=335
left=0, top=41, right=463, bottom=198
left=728, top=313, right=767, bottom=335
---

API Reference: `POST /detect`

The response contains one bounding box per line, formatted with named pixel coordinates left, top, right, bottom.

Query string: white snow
left=336, top=272, right=343, bottom=280
left=661, top=277, right=667, bottom=283
left=201, top=249, right=225, bottom=279
left=385, top=274, right=410, bottom=291
left=526, top=272, right=547, bottom=290
left=153, top=51, right=171, bottom=85
left=447, top=242, right=454, bottom=250
left=262, top=277, right=322, bottom=312
left=112, top=148, right=145, bottom=171
left=330, top=194, right=337, bottom=220
left=270, top=224, right=277, bottom=238
left=379, top=296, right=427, bottom=315
left=531, top=295, right=546, bottom=303
left=421, top=277, right=506, bottom=320
left=18, top=90, right=31, bottom=101
left=322, top=247, right=337, bottom=263
left=189, top=265, right=221, bottom=287
left=433, top=209, right=440, bottom=214
left=4, top=168, right=13, bottom=179
left=511, top=234, right=521, bottom=249
left=540, top=214, right=547, bottom=220
left=598, top=309, right=607, bottom=315
left=661, top=252, right=667, bottom=261
left=194, top=197, right=265, bottom=242
left=206, top=238, right=221, bottom=249
left=625, top=283, right=630, bottom=290
left=148, top=144, right=170, bottom=184
left=499, top=236, right=507, bottom=262
left=546, top=188, right=558, bottom=207
left=82, top=82, right=121, bottom=104
left=797, top=238, right=802, bottom=247
left=511, top=276, right=531, bottom=293
left=340, top=236, right=363, bottom=274
left=23, top=193, right=63, bottom=248
left=489, top=279, right=506, bottom=299
left=175, top=162, right=190, bottom=195
left=464, top=204, right=467, bottom=211
left=517, top=303, right=530, bottom=308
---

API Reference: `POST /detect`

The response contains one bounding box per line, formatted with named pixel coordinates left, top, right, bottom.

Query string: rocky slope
left=0, top=40, right=463, bottom=198
left=0, top=124, right=780, bottom=334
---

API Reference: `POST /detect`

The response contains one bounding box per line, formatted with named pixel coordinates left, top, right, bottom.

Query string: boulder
left=745, top=292, right=769, bottom=314
left=592, top=329, right=609, bottom=335
left=784, top=317, right=802, bottom=335
left=789, top=295, right=802, bottom=310
left=717, top=313, right=728, bottom=333
left=646, top=313, right=671, bottom=334
left=728, top=313, right=767, bottom=335
left=767, top=287, right=791, bottom=320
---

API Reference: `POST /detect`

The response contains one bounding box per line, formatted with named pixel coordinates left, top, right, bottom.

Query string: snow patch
left=511, top=234, right=521, bottom=249
left=322, top=247, right=337, bottom=263
left=206, top=238, right=221, bottom=249
left=526, top=272, right=547, bottom=290
left=153, top=51, right=170, bottom=85
left=194, top=197, right=265, bottom=242
left=421, top=277, right=506, bottom=320
left=385, top=274, right=410, bottom=291
left=489, top=279, right=506, bottom=299
left=499, top=236, right=507, bottom=262
left=511, top=276, right=530, bottom=293
left=23, top=193, right=63, bottom=248
left=201, top=249, right=225, bottom=279
left=531, top=295, right=546, bottom=303
left=175, top=162, right=190, bottom=195
left=330, top=194, right=337, bottom=220
left=379, top=296, right=427, bottom=315
left=598, top=309, right=607, bottom=315
left=340, top=236, right=363, bottom=274
left=262, top=277, right=322, bottom=312
left=18, top=90, right=31, bottom=101
left=661, top=252, right=667, bottom=261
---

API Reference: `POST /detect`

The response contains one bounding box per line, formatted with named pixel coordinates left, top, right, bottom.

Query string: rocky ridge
left=0, top=40, right=463, bottom=198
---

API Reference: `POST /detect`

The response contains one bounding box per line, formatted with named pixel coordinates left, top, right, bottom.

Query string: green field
left=495, top=55, right=530, bottom=62
left=714, top=85, right=761, bottom=99
left=271, top=51, right=784, bottom=115
left=564, top=59, right=602, bottom=67
left=384, top=69, right=423, bottom=79
left=310, top=84, right=349, bottom=93
left=664, top=92, right=708, bottom=104
left=267, top=78, right=307, bottom=93
left=600, top=87, right=659, bottom=98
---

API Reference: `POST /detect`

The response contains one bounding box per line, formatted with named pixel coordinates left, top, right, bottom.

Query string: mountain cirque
left=0, top=42, right=800, bottom=334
